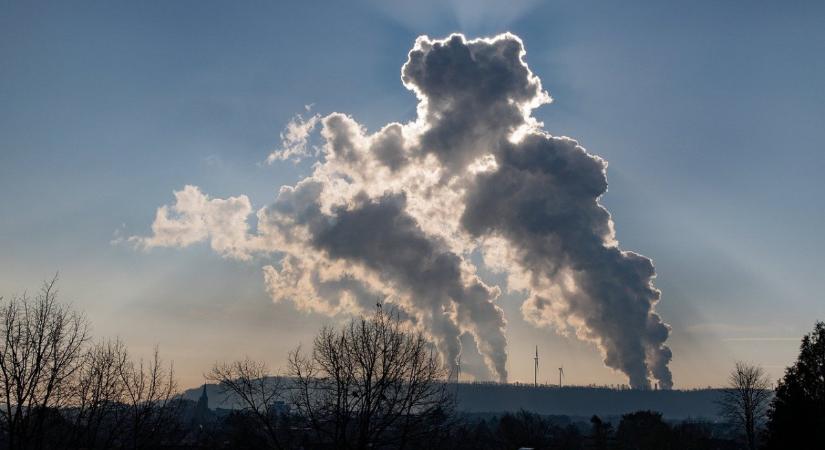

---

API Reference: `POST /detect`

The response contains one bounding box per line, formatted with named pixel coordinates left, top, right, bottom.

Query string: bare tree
left=66, top=338, right=130, bottom=449
left=118, top=346, right=181, bottom=449
left=0, top=276, right=89, bottom=449
left=718, top=361, right=772, bottom=450
left=207, top=358, right=287, bottom=449
left=288, top=306, right=454, bottom=449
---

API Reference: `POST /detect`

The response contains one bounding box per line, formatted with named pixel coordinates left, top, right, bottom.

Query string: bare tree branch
left=207, top=357, right=286, bottom=449
left=0, top=275, right=90, bottom=449
left=718, top=361, right=772, bottom=450
left=289, top=306, right=454, bottom=449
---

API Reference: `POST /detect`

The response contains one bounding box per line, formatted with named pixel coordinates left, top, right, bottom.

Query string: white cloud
left=130, top=185, right=258, bottom=261
left=265, top=108, right=321, bottom=164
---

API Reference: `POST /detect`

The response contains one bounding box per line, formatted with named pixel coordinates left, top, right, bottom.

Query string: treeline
left=191, top=408, right=736, bottom=450
left=1, top=279, right=823, bottom=449
left=445, top=410, right=734, bottom=450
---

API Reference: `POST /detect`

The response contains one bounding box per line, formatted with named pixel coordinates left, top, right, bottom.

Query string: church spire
left=197, top=384, right=209, bottom=410
left=193, top=383, right=212, bottom=425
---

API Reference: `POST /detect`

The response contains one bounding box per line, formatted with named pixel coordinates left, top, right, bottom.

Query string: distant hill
left=182, top=380, right=725, bottom=420
left=452, top=383, right=724, bottom=420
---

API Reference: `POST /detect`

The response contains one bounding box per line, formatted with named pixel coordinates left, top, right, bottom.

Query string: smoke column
left=134, top=33, right=673, bottom=388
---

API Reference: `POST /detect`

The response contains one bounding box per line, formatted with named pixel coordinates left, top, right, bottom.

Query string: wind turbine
left=534, top=346, right=539, bottom=387
left=558, top=366, right=565, bottom=388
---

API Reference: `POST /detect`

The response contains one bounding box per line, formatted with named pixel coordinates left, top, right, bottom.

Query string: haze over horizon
left=2, top=0, right=824, bottom=391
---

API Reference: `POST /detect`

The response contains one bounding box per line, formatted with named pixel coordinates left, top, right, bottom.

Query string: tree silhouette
left=589, top=415, right=613, bottom=450
left=717, top=362, right=771, bottom=450
left=495, top=409, right=554, bottom=449
left=765, top=321, right=825, bottom=449
left=615, top=410, right=671, bottom=450
left=0, top=278, right=182, bottom=450
left=288, top=306, right=453, bottom=449
left=67, top=338, right=130, bottom=449
left=0, top=277, right=89, bottom=449
left=207, top=358, right=288, bottom=449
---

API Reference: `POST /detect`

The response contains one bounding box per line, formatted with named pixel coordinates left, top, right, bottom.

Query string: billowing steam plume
left=133, top=33, right=672, bottom=388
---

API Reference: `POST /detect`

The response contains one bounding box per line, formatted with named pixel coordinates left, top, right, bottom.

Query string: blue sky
left=2, top=0, right=824, bottom=389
